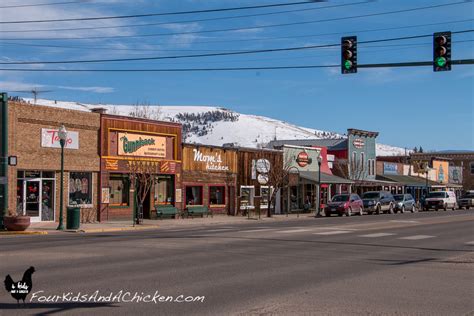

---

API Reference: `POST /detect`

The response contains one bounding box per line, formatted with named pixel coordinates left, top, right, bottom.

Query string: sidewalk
left=0, top=213, right=314, bottom=235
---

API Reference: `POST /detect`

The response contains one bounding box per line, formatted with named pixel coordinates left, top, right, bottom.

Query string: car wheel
left=443, top=203, right=448, bottom=211
left=400, top=206, right=405, bottom=214
left=388, top=203, right=394, bottom=214
left=376, top=205, right=381, bottom=215
left=452, top=203, right=456, bottom=211
left=346, top=207, right=352, bottom=217
left=467, top=206, right=470, bottom=210
left=359, top=207, right=364, bottom=216
left=325, top=211, right=331, bottom=217
left=412, top=204, right=417, bottom=213
left=338, top=212, right=343, bottom=217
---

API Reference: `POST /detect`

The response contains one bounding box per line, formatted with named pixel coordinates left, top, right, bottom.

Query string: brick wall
left=7, top=101, right=100, bottom=222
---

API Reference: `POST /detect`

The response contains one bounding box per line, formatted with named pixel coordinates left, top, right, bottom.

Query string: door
left=24, top=180, right=41, bottom=222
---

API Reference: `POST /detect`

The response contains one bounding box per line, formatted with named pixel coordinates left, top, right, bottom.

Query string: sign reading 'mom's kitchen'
left=118, top=133, right=166, bottom=158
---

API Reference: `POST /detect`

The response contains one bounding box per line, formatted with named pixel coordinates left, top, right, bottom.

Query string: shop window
left=42, top=171, right=55, bottom=179
left=41, top=180, right=55, bottom=221
left=360, top=152, right=365, bottom=172
left=69, top=172, right=93, bottom=206
left=261, top=186, right=273, bottom=209
left=240, top=186, right=255, bottom=210
left=16, top=180, right=24, bottom=215
left=209, top=186, right=225, bottom=205
left=470, top=162, right=474, bottom=175
left=186, top=186, right=203, bottom=205
left=109, top=174, right=130, bottom=207
left=154, top=175, right=174, bottom=205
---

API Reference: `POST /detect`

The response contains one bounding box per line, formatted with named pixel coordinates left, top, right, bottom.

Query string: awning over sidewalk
left=376, top=174, right=440, bottom=187
left=299, top=171, right=353, bottom=184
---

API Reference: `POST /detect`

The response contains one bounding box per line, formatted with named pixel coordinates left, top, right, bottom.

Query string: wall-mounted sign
left=41, top=128, right=79, bottom=149
left=193, top=148, right=229, bottom=171
left=353, top=138, right=365, bottom=149
left=118, top=132, right=166, bottom=158
left=432, top=160, right=449, bottom=184
left=296, top=151, right=312, bottom=167
left=383, top=162, right=398, bottom=175
left=160, top=161, right=177, bottom=173
left=105, top=159, right=118, bottom=170
left=257, top=174, right=269, bottom=185
left=175, top=188, right=182, bottom=203
left=256, top=159, right=271, bottom=173
left=101, top=187, right=110, bottom=204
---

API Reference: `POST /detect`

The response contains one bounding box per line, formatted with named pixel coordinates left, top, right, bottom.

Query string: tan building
left=6, top=101, right=101, bottom=223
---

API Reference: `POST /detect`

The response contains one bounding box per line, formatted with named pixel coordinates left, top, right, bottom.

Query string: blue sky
left=0, top=0, right=473, bottom=151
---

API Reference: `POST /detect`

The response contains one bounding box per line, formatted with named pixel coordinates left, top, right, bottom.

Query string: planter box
left=3, top=216, right=31, bottom=231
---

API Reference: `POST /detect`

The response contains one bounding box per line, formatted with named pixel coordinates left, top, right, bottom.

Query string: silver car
left=393, top=194, right=417, bottom=213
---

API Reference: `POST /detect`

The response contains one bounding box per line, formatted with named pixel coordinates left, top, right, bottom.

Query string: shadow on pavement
left=0, top=302, right=118, bottom=315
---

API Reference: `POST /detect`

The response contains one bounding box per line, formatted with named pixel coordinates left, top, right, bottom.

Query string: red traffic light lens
left=436, top=36, right=447, bottom=45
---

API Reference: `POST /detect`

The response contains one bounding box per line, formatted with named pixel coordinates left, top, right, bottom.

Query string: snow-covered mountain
left=22, top=98, right=408, bottom=156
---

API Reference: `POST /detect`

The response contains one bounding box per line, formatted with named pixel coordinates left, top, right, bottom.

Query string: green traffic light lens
left=436, top=57, right=447, bottom=67
left=344, top=60, right=352, bottom=70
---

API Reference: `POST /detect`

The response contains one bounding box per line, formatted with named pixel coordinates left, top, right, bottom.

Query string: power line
left=0, top=1, right=372, bottom=33
left=1, top=30, right=472, bottom=65
left=0, top=0, right=91, bottom=9
left=0, top=1, right=325, bottom=24
left=0, top=59, right=473, bottom=72
left=1, top=19, right=472, bottom=53
left=1, top=1, right=470, bottom=41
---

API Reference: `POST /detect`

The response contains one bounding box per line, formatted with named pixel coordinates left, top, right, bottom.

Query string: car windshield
left=393, top=195, right=404, bottom=201
left=428, top=192, right=446, bottom=198
left=461, top=193, right=474, bottom=198
left=332, top=195, right=349, bottom=202
left=362, top=192, right=380, bottom=199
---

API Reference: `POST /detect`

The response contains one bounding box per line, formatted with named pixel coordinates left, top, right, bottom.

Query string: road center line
left=278, top=229, right=311, bottom=233
left=359, top=233, right=396, bottom=238
left=399, top=235, right=435, bottom=240
left=313, top=230, right=352, bottom=235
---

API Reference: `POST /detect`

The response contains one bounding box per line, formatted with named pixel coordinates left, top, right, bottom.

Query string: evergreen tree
left=413, top=146, right=418, bottom=153
left=419, top=146, right=424, bottom=153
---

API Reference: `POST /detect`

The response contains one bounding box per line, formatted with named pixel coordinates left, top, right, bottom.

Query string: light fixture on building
left=8, top=156, right=17, bottom=166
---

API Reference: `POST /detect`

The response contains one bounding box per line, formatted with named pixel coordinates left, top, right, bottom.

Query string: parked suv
left=424, top=191, right=457, bottom=211
left=457, top=191, right=474, bottom=210
left=325, top=194, right=364, bottom=217
left=393, top=194, right=417, bottom=213
left=362, top=191, right=395, bottom=215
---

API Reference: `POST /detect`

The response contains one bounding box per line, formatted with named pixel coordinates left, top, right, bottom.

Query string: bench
left=185, top=205, right=213, bottom=218
left=154, top=205, right=178, bottom=219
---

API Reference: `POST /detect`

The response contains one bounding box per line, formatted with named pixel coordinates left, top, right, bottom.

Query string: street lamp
left=56, top=124, right=67, bottom=230
left=315, top=156, right=323, bottom=217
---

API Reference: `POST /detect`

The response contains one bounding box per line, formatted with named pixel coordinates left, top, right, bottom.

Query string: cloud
left=56, top=85, right=115, bottom=93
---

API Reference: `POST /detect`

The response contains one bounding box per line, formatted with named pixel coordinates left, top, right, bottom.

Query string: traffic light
left=433, top=31, right=451, bottom=72
left=341, top=36, right=357, bottom=74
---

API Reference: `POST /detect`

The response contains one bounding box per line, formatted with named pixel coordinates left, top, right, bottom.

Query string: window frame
left=185, top=185, right=204, bottom=206
left=109, top=173, right=130, bottom=207
left=209, top=185, right=226, bottom=207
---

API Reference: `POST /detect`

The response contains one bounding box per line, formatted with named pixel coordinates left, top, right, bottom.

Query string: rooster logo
left=4, top=266, right=35, bottom=306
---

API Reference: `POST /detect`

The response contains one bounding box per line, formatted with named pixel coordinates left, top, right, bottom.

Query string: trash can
left=66, top=207, right=81, bottom=230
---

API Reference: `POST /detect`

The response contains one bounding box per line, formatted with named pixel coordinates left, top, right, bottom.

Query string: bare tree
left=129, top=101, right=163, bottom=121
left=333, top=158, right=365, bottom=193
left=126, top=160, right=160, bottom=224
left=107, top=106, right=121, bottom=116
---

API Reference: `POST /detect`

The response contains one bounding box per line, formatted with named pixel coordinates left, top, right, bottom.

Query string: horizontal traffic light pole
left=358, top=59, right=474, bottom=68
left=0, top=59, right=473, bottom=72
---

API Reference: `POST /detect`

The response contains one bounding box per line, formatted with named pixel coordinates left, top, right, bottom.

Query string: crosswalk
left=194, top=226, right=473, bottom=245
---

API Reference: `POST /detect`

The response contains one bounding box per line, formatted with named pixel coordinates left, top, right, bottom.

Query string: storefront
left=7, top=101, right=100, bottom=222
left=236, top=148, right=283, bottom=216
left=182, top=144, right=237, bottom=215
left=99, top=114, right=182, bottom=221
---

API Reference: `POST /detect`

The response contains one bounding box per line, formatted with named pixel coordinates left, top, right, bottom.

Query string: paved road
left=1, top=211, right=473, bottom=315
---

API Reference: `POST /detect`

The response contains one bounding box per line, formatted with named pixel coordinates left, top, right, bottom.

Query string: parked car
left=457, top=191, right=474, bottom=210
left=362, top=191, right=395, bottom=215
left=325, top=194, right=364, bottom=217
left=393, top=194, right=417, bottom=213
left=424, top=191, right=457, bottom=211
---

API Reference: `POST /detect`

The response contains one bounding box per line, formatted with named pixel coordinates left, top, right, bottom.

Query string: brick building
left=6, top=101, right=101, bottom=223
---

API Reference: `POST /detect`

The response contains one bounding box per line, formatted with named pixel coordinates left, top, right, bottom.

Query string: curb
left=78, top=226, right=160, bottom=233
left=0, top=231, right=48, bottom=236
